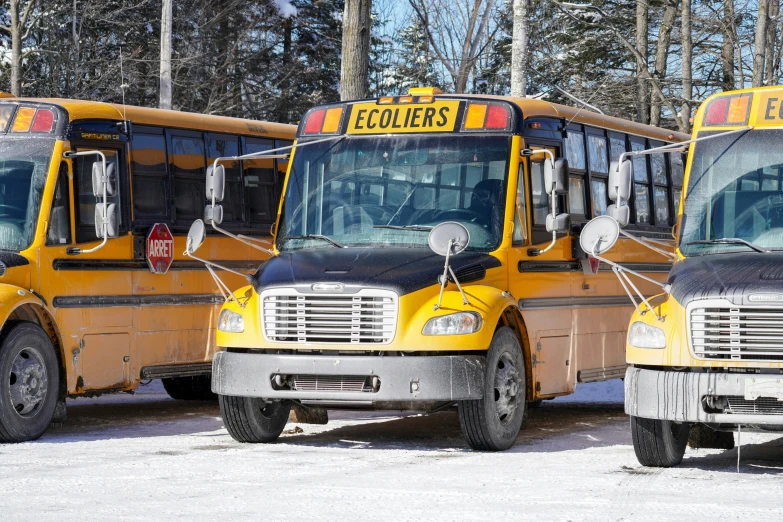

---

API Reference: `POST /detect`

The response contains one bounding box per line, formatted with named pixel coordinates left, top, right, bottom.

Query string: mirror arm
left=529, top=179, right=559, bottom=257
left=63, top=150, right=109, bottom=255
left=184, top=249, right=252, bottom=283
left=618, top=229, right=677, bottom=261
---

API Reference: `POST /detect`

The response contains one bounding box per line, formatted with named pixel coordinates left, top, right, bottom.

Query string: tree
left=160, top=0, right=172, bottom=109
left=341, top=0, right=372, bottom=100
left=650, top=0, right=678, bottom=127
left=721, top=0, right=736, bottom=91
left=682, top=0, right=693, bottom=131
left=3, top=0, right=38, bottom=96
left=635, top=0, right=649, bottom=124
left=753, top=0, right=769, bottom=87
left=510, top=0, right=530, bottom=97
left=387, top=18, right=443, bottom=94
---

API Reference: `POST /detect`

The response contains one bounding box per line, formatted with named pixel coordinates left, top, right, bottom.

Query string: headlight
left=628, top=321, right=665, bottom=349
left=422, top=312, right=482, bottom=335
left=218, top=309, right=244, bottom=333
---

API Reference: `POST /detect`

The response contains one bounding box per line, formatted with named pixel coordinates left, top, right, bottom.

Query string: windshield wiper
left=280, top=234, right=346, bottom=248
left=373, top=225, right=433, bottom=232
left=685, top=238, right=770, bottom=253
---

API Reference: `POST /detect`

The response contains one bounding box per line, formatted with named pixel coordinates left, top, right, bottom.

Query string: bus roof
left=13, top=97, right=297, bottom=139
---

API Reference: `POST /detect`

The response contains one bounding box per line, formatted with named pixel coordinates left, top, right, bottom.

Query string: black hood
left=252, top=247, right=502, bottom=296
left=669, top=252, right=783, bottom=306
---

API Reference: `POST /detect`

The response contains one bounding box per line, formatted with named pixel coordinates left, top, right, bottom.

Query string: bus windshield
left=277, top=134, right=511, bottom=252
left=679, top=129, right=783, bottom=255
left=0, top=138, right=53, bottom=251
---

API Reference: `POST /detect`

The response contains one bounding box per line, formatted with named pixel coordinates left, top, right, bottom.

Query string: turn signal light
left=302, top=106, right=344, bottom=134
left=11, top=107, right=35, bottom=132
left=704, top=93, right=751, bottom=126
left=462, top=103, right=511, bottom=131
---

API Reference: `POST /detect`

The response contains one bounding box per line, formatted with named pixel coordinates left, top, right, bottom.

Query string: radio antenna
left=119, top=47, right=129, bottom=133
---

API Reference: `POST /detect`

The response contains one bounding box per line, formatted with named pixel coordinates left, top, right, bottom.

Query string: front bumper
left=212, top=351, right=485, bottom=402
left=625, top=367, right=783, bottom=426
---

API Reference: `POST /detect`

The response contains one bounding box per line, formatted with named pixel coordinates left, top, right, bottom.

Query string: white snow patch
left=272, top=0, right=297, bottom=18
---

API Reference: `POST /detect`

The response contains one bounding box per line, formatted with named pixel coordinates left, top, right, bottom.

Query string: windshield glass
left=679, top=129, right=783, bottom=255
left=277, top=135, right=511, bottom=251
left=0, top=138, right=53, bottom=251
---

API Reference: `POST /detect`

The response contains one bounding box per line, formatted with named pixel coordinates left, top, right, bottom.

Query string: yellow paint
left=346, top=100, right=461, bottom=134
left=0, top=98, right=296, bottom=397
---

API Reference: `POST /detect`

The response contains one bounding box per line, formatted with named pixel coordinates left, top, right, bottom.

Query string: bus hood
left=251, top=247, right=501, bottom=297
left=669, top=252, right=783, bottom=306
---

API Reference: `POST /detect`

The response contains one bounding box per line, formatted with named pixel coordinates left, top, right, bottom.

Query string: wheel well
left=3, top=304, right=67, bottom=402
left=498, top=306, right=533, bottom=402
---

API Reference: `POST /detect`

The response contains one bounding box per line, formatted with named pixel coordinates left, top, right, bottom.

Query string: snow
left=272, top=0, right=298, bottom=18
left=1, top=380, right=783, bottom=520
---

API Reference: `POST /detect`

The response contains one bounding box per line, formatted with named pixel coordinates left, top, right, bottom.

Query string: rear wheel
left=0, top=323, right=60, bottom=443
left=162, top=375, right=216, bottom=401
left=458, top=326, right=527, bottom=451
left=630, top=415, right=690, bottom=467
left=219, top=395, right=291, bottom=443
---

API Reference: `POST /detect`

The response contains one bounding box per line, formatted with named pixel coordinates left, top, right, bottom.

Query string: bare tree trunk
left=682, top=0, right=692, bottom=132
left=340, top=0, right=372, bottom=100
left=160, top=0, right=173, bottom=110
left=766, top=0, right=780, bottom=84
left=721, top=0, right=735, bottom=91
left=650, top=0, right=678, bottom=126
left=635, top=0, right=649, bottom=124
left=510, top=0, right=529, bottom=97
left=753, top=0, right=769, bottom=87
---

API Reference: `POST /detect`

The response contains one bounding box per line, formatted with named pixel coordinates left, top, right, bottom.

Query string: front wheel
left=630, top=415, right=690, bottom=467
left=458, top=326, right=527, bottom=451
left=219, top=395, right=291, bottom=443
left=0, top=323, right=60, bottom=443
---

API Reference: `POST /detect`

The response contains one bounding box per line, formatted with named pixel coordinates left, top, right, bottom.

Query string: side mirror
left=92, top=162, right=116, bottom=197
left=544, top=158, right=569, bottom=195
left=186, top=219, right=206, bottom=255
left=579, top=215, right=620, bottom=256
left=607, top=204, right=630, bottom=227
left=94, top=203, right=119, bottom=238
left=204, top=204, right=224, bottom=225
left=206, top=164, right=226, bottom=202
left=546, top=213, right=570, bottom=233
left=608, top=159, right=632, bottom=202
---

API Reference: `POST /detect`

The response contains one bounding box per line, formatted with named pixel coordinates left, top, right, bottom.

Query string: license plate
left=744, top=378, right=783, bottom=400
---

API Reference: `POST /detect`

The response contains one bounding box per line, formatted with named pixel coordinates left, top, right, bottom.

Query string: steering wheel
left=435, top=209, right=489, bottom=227
left=0, top=203, right=25, bottom=217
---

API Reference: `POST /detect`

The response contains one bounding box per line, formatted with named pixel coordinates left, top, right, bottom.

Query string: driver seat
left=468, top=179, right=503, bottom=228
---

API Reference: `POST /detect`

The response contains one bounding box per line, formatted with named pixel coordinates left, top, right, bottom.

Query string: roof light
left=31, top=108, right=55, bottom=132
left=303, top=109, right=326, bottom=134
left=12, top=107, right=35, bottom=132
left=485, top=105, right=510, bottom=129
left=379, top=97, right=394, bottom=105
left=418, top=96, right=433, bottom=103
left=399, top=96, right=413, bottom=104
left=302, top=106, right=344, bottom=135
left=464, top=103, right=487, bottom=129
left=408, top=87, right=443, bottom=96
left=704, top=93, right=751, bottom=126
left=321, top=107, right=344, bottom=133
left=462, top=102, right=512, bottom=131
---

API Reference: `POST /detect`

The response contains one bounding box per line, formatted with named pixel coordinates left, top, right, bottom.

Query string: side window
left=650, top=140, right=669, bottom=226
left=170, top=132, right=206, bottom=223
left=530, top=159, right=548, bottom=225
left=74, top=149, right=121, bottom=243
left=513, top=163, right=527, bottom=244
left=46, top=162, right=71, bottom=245
left=588, top=134, right=609, bottom=217
left=670, top=152, right=685, bottom=217
left=131, top=132, right=169, bottom=220
left=609, top=134, right=626, bottom=165
left=565, top=130, right=586, bottom=217
left=275, top=139, right=292, bottom=198
left=244, top=137, right=277, bottom=225
left=206, top=134, right=242, bottom=223
left=630, top=138, right=651, bottom=225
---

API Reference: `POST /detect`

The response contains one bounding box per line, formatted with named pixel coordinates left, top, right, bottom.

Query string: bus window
left=566, top=131, right=586, bottom=170
left=650, top=140, right=669, bottom=226
left=46, top=162, right=71, bottom=245
left=75, top=149, right=121, bottom=242
left=207, top=134, right=242, bottom=223
left=275, top=139, right=292, bottom=198
left=131, top=132, right=169, bottom=220
left=671, top=151, right=684, bottom=216
left=513, top=163, right=528, bottom=244
left=631, top=138, right=651, bottom=225
left=609, top=133, right=626, bottom=164
left=244, top=137, right=276, bottom=225
left=568, top=177, right=586, bottom=215
left=170, top=132, right=206, bottom=223
left=588, top=134, right=609, bottom=217
left=530, top=159, right=548, bottom=225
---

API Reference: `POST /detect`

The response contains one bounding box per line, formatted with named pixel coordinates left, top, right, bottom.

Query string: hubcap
left=494, top=352, right=521, bottom=424
left=8, top=347, right=48, bottom=417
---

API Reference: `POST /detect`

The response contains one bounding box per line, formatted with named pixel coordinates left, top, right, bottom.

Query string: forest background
left=0, top=0, right=775, bottom=132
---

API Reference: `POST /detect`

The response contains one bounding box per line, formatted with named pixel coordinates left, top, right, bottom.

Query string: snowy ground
left=2, top=380, right=783, bottom=521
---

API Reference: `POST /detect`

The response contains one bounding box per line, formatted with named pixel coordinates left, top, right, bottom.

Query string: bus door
left=507, top=143, right=575, bottom=398
left=40, top=140, right=134, bottom=393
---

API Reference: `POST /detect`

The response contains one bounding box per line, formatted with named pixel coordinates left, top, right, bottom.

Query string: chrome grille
left=690, top=301, right=783, bottom=361
left=725, top=396, right=783, bottom=415
left=261, top=288, right=397, bottom=344
left=292, top=375, right=372, bottom=393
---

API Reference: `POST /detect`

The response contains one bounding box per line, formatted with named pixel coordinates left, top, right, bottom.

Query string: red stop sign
left=146, top=223, right=175, bottom=274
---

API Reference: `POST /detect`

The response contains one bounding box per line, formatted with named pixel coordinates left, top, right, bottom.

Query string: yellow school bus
left=0, top=97, right=295, bottom=442
left=591, top=86, right=783, bottom=466
left=202, top=88, right=687, bottom=450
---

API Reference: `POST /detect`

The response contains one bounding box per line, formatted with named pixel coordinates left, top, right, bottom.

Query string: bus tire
left=0, top=322, right=60, bottom=443
left=162, top=376, right=217, bottom=401
left=458, top=326, right=526, bottom=451
left=219, top=395, right=291, bottom=443
left=630, top=415, right=690, bottom=467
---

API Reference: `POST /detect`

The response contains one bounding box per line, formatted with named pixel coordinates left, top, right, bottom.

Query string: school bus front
left=211, top=90, right=685, bottom=450
left=624, top=86, right=783, bottom=466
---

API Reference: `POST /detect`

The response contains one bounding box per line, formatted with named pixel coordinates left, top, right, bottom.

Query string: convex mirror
left=579, top=215, right=620, bottom=256
left=94, top=203, right=119, bottom=238
left=206, top=164, right=226, bottom=202
left=92, top=161, right=116, bottom=197
left=544, top=158, right=569, bottom=195
left=186, top=219, right=207, bottom=255
left=428, top=221, right=470, bottom=256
